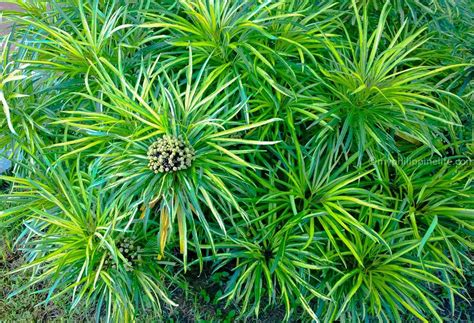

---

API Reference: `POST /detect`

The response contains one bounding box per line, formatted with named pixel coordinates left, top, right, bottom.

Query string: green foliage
left=0, top=250, right=94, bottom=321
left=301, top=2, right=465, bottom=161
left=0, top=0, right=472, bottom=322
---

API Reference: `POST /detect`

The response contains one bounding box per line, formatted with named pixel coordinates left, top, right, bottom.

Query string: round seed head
left=147, top=135, right=196, bottom=173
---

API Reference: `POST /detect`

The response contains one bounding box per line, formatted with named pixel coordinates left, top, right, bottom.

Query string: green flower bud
left=147, top=135, right=196, bottom=173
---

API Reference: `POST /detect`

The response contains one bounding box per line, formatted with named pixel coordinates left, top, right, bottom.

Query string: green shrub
left=0, top=0, right=472, bottom=322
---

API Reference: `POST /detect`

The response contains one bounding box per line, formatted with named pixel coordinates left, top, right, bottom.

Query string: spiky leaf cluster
left=147, top=135, right=195, bottom=173
left=0, top=0, right=472, bottom=322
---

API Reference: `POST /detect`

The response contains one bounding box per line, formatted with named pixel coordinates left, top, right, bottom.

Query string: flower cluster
left=104, top=237, right=141, bottom=272
left=147, top=135, right=195, bottom=173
